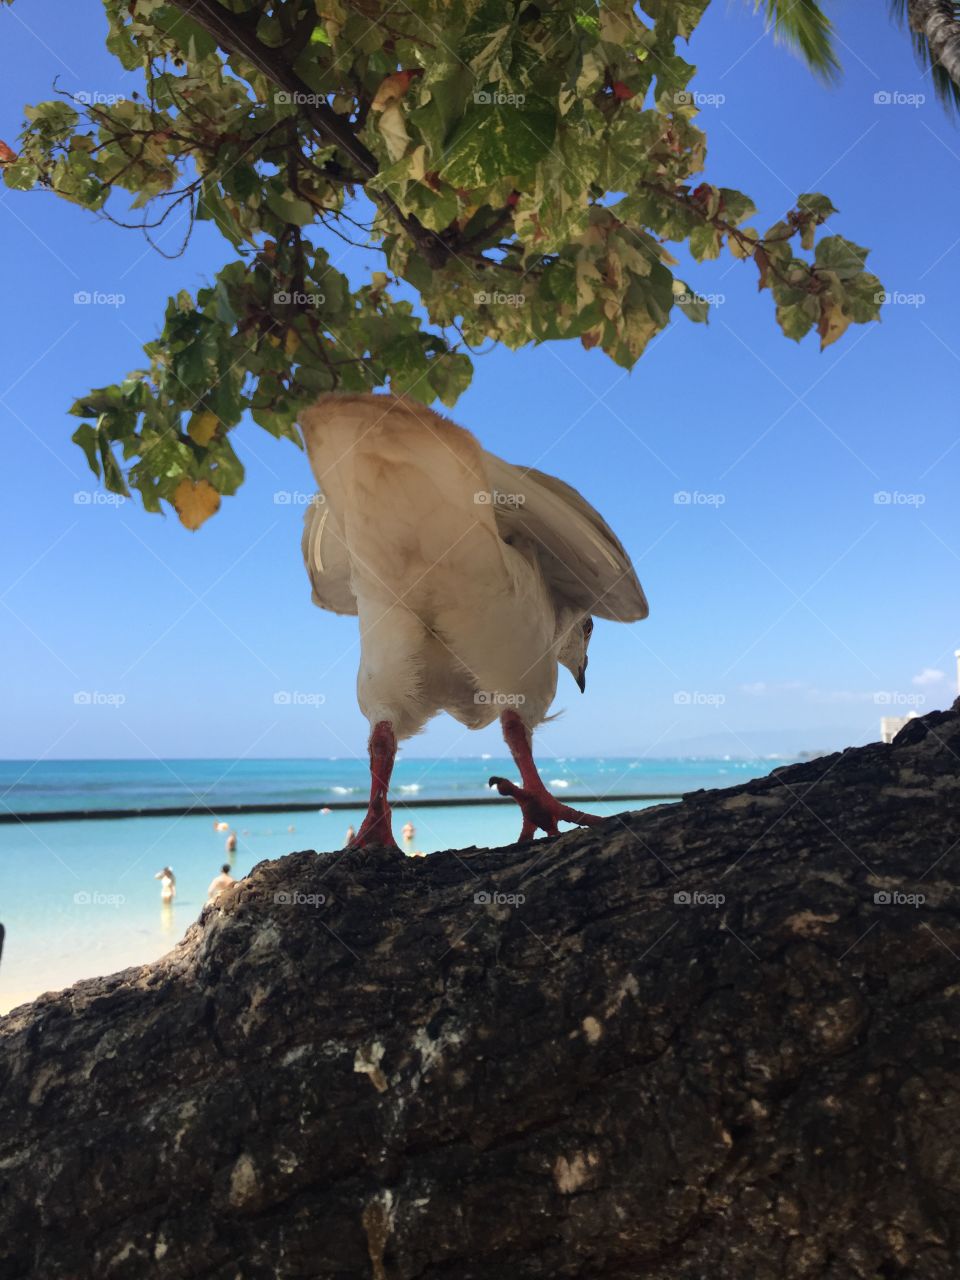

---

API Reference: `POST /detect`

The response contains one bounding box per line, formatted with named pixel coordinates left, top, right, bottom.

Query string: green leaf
left=264, top=186, right=317, bottom=227
left=797, top=192, right=838, bottom=221
left=72, top=423, right=101, bottom=478
left=689, top=223, right=722, bottom=261
left=814, top=235, right=869, bottom=279
left=150, top=5, right=218, bottom=61
left=97, top=420, right=130, bottom=497
left=776, top=297, right=817, bottom=341
left=3, top=159, right=39, bottom=191
left=718, top=189, right=757, bottom=225
left=441, top=95, right=557, bottom=190
left=426, top=353, right=473, bottom=407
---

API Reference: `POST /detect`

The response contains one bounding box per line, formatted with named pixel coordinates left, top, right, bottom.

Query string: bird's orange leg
left=350, top=720, right=399, bottom=849
left=489, top=709, right=605, bottom=842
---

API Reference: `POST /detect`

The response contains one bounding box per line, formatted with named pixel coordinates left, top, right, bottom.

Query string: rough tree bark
left=909, top=0, right=960, bottom=91
left=2, top=705, right=960, bottom=1279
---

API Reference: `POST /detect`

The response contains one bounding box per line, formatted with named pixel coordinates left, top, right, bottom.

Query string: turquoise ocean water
left=0, top=756, right=789, bottom=1013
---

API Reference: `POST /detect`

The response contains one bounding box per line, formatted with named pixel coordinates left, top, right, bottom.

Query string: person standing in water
left=225, top=831, right=237, bottom=856
left=345, top=824, right=356, bottom=846
left=207, top=864, right=236, bottom=901
left=155, top=866, right=176, bottom=902
left=402, top=821, right=417, bottom=854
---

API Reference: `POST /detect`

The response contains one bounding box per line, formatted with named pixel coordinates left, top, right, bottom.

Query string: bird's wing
left=301, top=496, right=358, bottom=616
left=482, top=452, right=649, bottom=622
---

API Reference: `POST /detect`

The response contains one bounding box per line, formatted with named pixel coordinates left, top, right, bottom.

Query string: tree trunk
left=909, top=0, right=960, bottom=90
left=2, top=705, right=960, bottom=1278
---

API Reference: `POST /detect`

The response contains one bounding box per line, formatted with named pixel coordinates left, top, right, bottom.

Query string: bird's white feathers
left=301, top=501, right=357, bottom=616
left=481, top=454, right=648, bottom=622
left=299, top=393, right=646, bottom=740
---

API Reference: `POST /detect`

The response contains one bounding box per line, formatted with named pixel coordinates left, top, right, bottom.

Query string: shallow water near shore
left=0, top=755, right=789, bottom=1013
left=0, top=754, right=777, bottom=815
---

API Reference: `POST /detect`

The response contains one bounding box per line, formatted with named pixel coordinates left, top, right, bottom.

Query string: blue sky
left=1, top=0, right=958, bottom=762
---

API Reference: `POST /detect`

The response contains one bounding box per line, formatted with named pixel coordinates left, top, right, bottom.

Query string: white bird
left=299, top=393, right=648, bottom=848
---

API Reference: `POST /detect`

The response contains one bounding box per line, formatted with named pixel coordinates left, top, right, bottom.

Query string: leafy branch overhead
left=3, top=0, right=883, bottom=526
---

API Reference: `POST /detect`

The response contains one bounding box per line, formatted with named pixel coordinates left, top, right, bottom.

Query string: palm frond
left=752, top=0, right=840, bottom=81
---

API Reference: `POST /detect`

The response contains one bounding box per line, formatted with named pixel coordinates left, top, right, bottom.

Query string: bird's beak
left=575, top=664, right=586, bottom=694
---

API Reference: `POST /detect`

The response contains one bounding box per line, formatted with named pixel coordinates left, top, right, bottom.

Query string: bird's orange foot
left=349, top=798, right=398, bottom=849
left=488, top=776, right=605, bottom=842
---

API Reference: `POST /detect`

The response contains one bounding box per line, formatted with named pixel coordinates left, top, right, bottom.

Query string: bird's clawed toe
left=489, top=775, right=604, bottom=842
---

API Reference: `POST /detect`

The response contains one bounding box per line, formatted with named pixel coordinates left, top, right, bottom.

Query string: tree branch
left=167, top=0, right=377, bottom=176
left=167, top=0, right=456, bottom=267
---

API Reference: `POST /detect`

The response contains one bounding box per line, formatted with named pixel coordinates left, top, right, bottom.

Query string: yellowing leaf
left=284, top=329, right=301, bottom=357
left=729, top=228, right=758, bottom=260
left=187, top=410, right=219, bottom=446
left=818, top=300, right=851, bottom=350
left=378, top=102, right=410, bottom=162
left=171, top=477, right=220, bottom=531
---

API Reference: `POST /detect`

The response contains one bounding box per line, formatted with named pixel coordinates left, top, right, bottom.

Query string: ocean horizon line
left=0, top=751, right=800, bottom=764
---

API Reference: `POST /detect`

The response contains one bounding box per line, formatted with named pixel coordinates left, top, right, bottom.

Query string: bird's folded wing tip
left=595, top=583, right=649, bottom=623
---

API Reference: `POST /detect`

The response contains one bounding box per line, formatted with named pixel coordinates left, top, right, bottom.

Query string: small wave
left=398, top=784, right=421, bottom=793
left=331, top=786, right=356, bottom=795
left=480, top=753, right=492, bottom=760
left=549, top=778, right=570, bottom=788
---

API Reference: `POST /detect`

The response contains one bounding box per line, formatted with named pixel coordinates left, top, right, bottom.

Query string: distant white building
left=881, top=713, right=918, bottom=744
left=879, top=650, right=958, bottom=743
